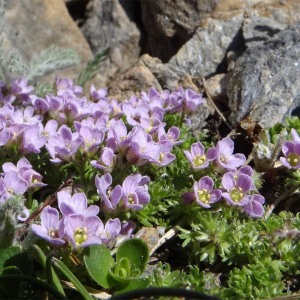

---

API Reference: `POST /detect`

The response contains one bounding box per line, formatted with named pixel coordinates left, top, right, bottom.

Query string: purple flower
left=242, top=194, right=265, bottom=218
left=125, top=126, right=161, bottom=166
left=0, top=171, right=28, bottom=202
left=106, top=119, right=131, bottom=153
left=193, top=176, right=222, bottom=208
left=11, top=106, right=42, bottom=126
left=31, top=206, right=65, bottom=246
left=158, top=124, right=183, bottom=146
left=141, top=87, right=165, bottom=109
left=46, top=125, right=83, bottom=163
left=290, top=128, right=300, bottom=143
left=97, top=218, right=121, bottom=248
left=122, top=101, right=149, bottom=127
left=57, top=191, right=99, bottom=217
left=0, top=128, right=11, bottom=146
left=10, top=78, right=34, bottom=104
left=183, top=89, right=205, bottom=114
left=90, top=85, right=107, bottom=102
left=4, top=124, right=24, bottom=147
left=42, top=120, right=58, bottom=139
left=92, top=98, right=112, bottom=115
left=18, top=207, right=30, bottom=222
left=19, top=125, right=47, bottom=155
left=78, top=126, right=104, bottom=155
left=184, top=142, right=216, bottom=170
left=181, top=192, right=195, bottom=205
left=214, top=138, right=246, bottom=171
left=120, top=174, right=150, bottom=210
left=91, top=147, right=116, bottom=172
left=163, top=89, right=183, bottom=113
left=2, top=157, right=32, bottom=175
left=64, top=214, right=102, bottom=248
left=2, top=158, right=46, bottom=193
left=151, top=141, right=176, bottom=167
left=56, top=78, right=82, bottom=97
left=231, top=166, right=255, bottom=190
left=110, top=99, right=123, bottom=117
left=95, top=173, right=122, bottom=213
left=221, top=172, right=252, bottom=206
left=74, top=116, right=109, bottom=133
left=21, top=169, right=47, bottom=192
left=280, top=129, right=300, bottom=169
left=32, top=96, right=50, bottom=115
left=115, top=220, right=136, bottom=247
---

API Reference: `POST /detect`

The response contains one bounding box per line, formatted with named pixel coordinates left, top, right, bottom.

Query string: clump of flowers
left=1, top=76, right=298, bottom=300
left=0, top=78, right=205, bottom=252
left=32, top=191, right=128, bottom=249
left=182, top=136, right=265, bottom=218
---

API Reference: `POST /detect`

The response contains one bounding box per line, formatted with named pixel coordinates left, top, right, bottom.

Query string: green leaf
left=0, top=266, right=22, bottom=299
left=76, top=47, right=109, bottom=87
left=5, top=251, right=32, bottom=276
left=33, top=245, right=65, bottom=297
left=34, top=82, right=55, bottom=97
left=113, top=257, right=131, bottom=279
left=115, top=238, right=149, bottom=278
left=83, top=244, right=114, bottom=289
left=117, top=278, right=150, bottom=293
left=52, top=258, right=93, bottom=300
left=27, top=45, right=81, bottom=83
left=0, top=246, right=21, bottom=274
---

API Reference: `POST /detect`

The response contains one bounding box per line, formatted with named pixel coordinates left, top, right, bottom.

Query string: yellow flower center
left=48, top=227, right=58, bottom=238
left=74, top=227, right=88, bottom=246
left=128, top=193, right=134, bottom=204
left=193, top=154, right=206, bottom=166
left=159, top=152, right=164, bottom=161
left=7, top=187, right=14, bottom=194
left=197, top=188, right=210, bottom=204
left=229, top=187, right=244, bottom=203
left=287, top=153, right=300, bottom=167
left=146, top=126, right=152, bottom=133
left=220, top=154, right=227, bottom=163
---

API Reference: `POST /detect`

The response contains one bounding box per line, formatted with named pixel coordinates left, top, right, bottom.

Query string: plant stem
left=52, top=258, right=94, bottom=300
left=26, top=192, right=33, bottom=209
left=33, top=245, right=66, bottom=297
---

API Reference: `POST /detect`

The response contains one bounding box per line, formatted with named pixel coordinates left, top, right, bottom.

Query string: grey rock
left=3, top=0, right=93, bottom=82
left=108, top=54, right=194, bottom=102
left=81, top=0, right=141, bottom=87
left=242, top=16, right=287, bottom=48
left=227, top=22, right=300, bottom=128
left=167, top=15, right=244, bottom=78
left=140, top=0, right=217, bottom=62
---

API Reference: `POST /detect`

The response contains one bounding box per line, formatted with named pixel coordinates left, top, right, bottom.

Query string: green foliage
left=0, top=246, right=21, bottom=274
left=84, top=239, right=149, bottom=292
left=0, top=266, right=23, bottom=299
left=0, top=196, right=25, bottom=248
left=34, top=81, right=55, bottom=97
left=0, top=247, right=33, bottom=299
left=114, top=238, right=149, bottom=279
left=27, top=45, right=81, bottom=83
left=149, top=262, right=187, bottom=288
left=76, top=47, right=109, bottom=87
left=84, top=244, right=114, bottom=289
left=4, top=50, right=28, bottom=80
left=221, top=259, right=286, bottom=299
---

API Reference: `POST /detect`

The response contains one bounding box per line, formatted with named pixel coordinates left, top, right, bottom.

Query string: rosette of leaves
left=84, top=238, right=149, bottom=292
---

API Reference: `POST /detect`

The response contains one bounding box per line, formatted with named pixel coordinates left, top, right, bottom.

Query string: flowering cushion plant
left=0, top=77, right=299, bottom=300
